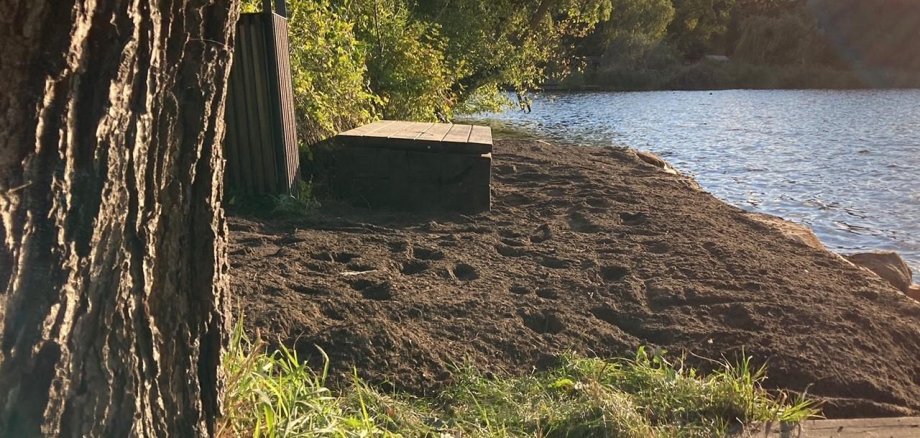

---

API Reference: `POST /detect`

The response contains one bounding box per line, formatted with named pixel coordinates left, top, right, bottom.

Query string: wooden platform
left=337, top=120, right=492, bottom=154
left=318, top=121, right=492, bottom=212
left=749, top=417, right=920, bottom=437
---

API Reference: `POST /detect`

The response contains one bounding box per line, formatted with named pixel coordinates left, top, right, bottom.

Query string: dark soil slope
left=230, top=137, right=920, bottom=418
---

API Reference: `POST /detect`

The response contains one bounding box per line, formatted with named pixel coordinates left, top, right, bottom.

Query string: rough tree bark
left=0, top=1, right=238, bottom=436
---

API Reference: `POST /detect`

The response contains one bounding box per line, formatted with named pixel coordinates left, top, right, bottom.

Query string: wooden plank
left=752, top=417, right=920, bottom=437
left=442, top=124, right=473, bottom=143
left=804, top=417, right=920, bottom=429
left=335, top=122, right=491, bottom=154
left=350, top=120, right=403, bottom=137
left=241, top=17, right=268, bottom=193
left=389, top=122, right=434, bottom=140
left=361, top=120, right=413, bottom=139
left=223, top=13, right=300, bottom=195
left=339, top=120, right=390, bottom=137
left=468, top=125, right=492, bottom=145
left=416, top=123, right=453, bottom=142
left=248, top=18, right=278, bottom=194
left=224, top=68, right=242, bottom=189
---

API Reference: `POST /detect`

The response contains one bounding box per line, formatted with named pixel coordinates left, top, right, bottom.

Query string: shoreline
left=483, top=122, right=920, bottom=275
left=230, top=133, right=920, bottom=418
left=463, top=113, right=920, bottom=276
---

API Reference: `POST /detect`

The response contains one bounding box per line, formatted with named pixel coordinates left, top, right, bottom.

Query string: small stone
left=846, top=252, right=913, bottom=292
left=635, top=150, right=679, bottom=175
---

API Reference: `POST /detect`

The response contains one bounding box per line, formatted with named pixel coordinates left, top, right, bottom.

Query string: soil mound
left=231, top=137, right=920, bottom=418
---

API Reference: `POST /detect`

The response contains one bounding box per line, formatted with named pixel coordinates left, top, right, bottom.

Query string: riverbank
left=475, top=90, right=920, bottom=274
left=229, top=133, right=920, bottom=418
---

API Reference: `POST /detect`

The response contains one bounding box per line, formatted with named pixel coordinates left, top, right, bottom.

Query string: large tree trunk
left=0, top=1, right=237, bottom=436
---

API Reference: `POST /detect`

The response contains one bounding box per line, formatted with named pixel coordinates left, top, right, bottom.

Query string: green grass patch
left=219, top=325, right=819, bottom=437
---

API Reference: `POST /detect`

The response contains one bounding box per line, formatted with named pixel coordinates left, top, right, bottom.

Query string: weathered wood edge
left=337, top=120, right=493, bottom=154
left=746, top=416, right=920, bottom=437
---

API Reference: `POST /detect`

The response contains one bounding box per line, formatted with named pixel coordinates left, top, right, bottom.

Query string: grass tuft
left=219, top=327, right=820, bottom=437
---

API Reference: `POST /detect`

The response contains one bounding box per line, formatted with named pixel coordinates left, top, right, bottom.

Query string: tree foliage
left=667, top=0, right=737, bottom=59
left=567, top=0, right=920, bottom=89
left=242, top=0, right=615, bottom=142
left=345, top=0, right=456, bottom=121
left=601, top=0, right=676, bottom=66
left=415, top=0, right=613, bottom=94
left=733, top=13, right=814, bottom=65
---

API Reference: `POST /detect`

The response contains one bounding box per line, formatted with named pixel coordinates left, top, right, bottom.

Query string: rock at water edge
left=846, top=252, right=913, bottom=292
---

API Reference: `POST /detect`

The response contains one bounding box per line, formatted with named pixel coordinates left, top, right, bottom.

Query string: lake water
left=477, top=90, right=920, bottom=273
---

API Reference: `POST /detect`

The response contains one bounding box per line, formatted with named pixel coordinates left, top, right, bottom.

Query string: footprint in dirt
left=643, top=241, right=671, bottom=254
left=568, top=211, right=601, bottom=233
left=590, top=306, right=643, bottom=334
left=540, top=256, right=573, bottom=269
left=536, top=288, right=560, bottom=299
left=530, top=224, right=553, bottom=243
left=502, top=192, right=532, bottom=207
left=509, top=285, right=530, bottom=295
left=349, top=279, right=393, bottom=300
left=400, top=260, right=430, bottom=275
left=388, top=241, right=409, bottom=253
left=495, top=244, right=526, bottom=257
left=619, top=212, right=648, bottom=226
left=718, top=303, right=761, bottom=331
left=444, top=263, right=480, bottom=282
left=321, top=304, right=346, bottom=321
left=599, top=265, right=630, bottom=283
left=313, top=251, right=359, bottom=263
left=500, top=237, right=528, bottom=247
left=609, top=192, right=639, bottom=205
left=412, top=245, right=445, bottom=261
left=494, top=163, right=518, bottom=175
left=586, top=197, right=611, bottom=208
left=520, top=310, right=565, bottom=335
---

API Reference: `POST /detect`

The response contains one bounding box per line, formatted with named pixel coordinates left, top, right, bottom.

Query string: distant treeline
left=241, top=0, right=616, bottom=146
left=241, top=0, right=918, bottom=147
left=561, top=0, right=920, bottom=90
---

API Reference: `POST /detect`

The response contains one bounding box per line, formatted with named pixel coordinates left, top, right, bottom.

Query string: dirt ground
left=229, top=136, right=920, bottom=418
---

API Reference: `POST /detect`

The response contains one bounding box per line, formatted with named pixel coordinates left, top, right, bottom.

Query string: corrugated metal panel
left=269, top=14, right=300, bottom=192
left=224, top=12, right=299, bottom=195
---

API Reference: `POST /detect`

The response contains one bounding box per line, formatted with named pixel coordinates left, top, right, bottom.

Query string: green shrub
left=348, top=0, right=456, bottom=121
left=287, top=0, right=380, bottom=145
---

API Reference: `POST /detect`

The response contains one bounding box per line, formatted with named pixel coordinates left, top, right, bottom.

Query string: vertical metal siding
left=272, top=15, right=299, bottom=191
left=224, top=12, right=299, bottom=195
